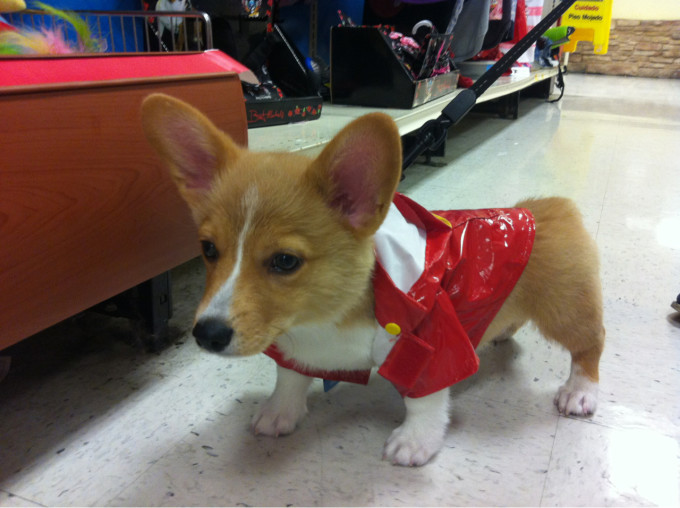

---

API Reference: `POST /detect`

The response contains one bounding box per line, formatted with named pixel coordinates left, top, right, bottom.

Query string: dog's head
left=141, top=94, right=401, bottom=355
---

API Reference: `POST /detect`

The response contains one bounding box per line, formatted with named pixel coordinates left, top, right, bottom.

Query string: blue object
left=279, top=0, right=365, bottom=63
left=13, top=0, right=146, bottom=53
left=323, top=379, right=340, bottom=392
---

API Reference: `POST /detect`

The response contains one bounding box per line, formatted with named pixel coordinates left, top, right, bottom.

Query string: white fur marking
left=555, top=364, right=599, bottom=416
left=277, top=321, right=378, bottom=372
left=199, top=187, right=259, bottom=322
left=252, top=366, right=313, bottom=436
left=384, top=388, right=450, bottom=466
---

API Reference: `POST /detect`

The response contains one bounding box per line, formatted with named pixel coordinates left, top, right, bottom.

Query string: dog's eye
left=201, top=241, right=218, bottom=261
left=269, top=253, right=302, bottom=274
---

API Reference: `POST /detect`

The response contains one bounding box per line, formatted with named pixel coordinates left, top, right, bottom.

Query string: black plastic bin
left=331, top=26, right=459, bottom=109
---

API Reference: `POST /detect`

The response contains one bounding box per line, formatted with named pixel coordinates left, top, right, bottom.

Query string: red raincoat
left=265, top=193, right=535, bottom=398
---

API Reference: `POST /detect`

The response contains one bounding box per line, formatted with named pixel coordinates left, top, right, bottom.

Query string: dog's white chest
left=276, top=321, right=381, bottom=372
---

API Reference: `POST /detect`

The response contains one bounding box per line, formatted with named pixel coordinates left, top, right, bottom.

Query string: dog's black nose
left=193, top=318, right=233, bottom=352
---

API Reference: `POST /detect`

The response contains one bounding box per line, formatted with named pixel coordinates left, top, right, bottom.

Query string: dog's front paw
left=554, top=374, right=598, bottom=416
left=251, top=366, right=312, bottom=437
left=251, top=398, right=307, bottom=437
left=383, top=389, right=449, bottom=466
left=383, top=423, right=445, bottom=467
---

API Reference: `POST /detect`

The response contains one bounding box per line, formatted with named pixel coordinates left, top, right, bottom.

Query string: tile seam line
left=595, top=126, right=619, bottom=240
left=0, top=488, right=46, bottom=507
left=538, top=414, right=561, bottom=507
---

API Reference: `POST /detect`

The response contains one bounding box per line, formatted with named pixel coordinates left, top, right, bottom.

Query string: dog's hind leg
left=526, top=279, right=605, bottom=416
left=515, top=197, right=606, bottom=416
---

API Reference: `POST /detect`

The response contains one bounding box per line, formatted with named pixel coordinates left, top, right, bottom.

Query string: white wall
left=612, top=0, right=680, bottom=20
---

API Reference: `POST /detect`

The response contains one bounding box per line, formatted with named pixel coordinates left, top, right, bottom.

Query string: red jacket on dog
left=266, top=193, right=535, bottom=398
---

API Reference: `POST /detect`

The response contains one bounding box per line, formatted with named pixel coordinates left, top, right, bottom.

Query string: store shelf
left=247, top=66, right=559, bottom=156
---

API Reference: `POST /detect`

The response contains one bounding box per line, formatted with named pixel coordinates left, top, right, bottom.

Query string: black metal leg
left=138, top=271, right=173, bottom=344
left=91, top=271, right=173, bottom=351
left=470, top=90, right=520, bottom=120
left=503, top=91, right=520, bottom=120
left=523, top=75, right=556, bottom=100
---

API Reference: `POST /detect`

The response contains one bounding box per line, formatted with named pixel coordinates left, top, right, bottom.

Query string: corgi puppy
left=141, top=94, right=605, bottom=467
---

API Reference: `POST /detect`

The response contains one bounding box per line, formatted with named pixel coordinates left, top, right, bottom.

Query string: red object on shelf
left=0, top=49, right=249, bottom=88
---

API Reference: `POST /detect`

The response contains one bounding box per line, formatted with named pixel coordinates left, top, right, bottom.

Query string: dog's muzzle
left=193, top=318, right=234, bottom=353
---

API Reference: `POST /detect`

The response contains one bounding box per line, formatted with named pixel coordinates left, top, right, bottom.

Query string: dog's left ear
left=307, top=113, right=402, bottom=237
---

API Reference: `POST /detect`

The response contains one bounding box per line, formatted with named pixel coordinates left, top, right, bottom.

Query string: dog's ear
left=307, top=113, right=402, bottom=236
left=141, top=93, right=241, bottom=206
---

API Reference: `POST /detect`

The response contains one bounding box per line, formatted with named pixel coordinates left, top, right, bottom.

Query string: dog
left=141, top=93, right=605, bottom=467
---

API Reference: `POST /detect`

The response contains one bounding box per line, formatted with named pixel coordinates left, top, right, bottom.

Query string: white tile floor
left=1, top=74, right=679, bottom=507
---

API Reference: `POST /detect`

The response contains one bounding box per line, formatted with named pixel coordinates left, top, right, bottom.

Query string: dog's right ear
left=141, top=93, right=241, bottom=206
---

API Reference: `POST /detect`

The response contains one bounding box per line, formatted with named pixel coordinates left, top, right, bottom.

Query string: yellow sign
left=562, top=0, right=613, bottom=54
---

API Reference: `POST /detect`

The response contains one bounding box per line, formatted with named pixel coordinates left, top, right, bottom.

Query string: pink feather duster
left=0, top=3, right=105, bottom=55
left=0, top=27, right=77, bottom=54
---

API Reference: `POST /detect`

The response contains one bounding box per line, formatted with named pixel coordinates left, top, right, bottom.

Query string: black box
left=243, top=24, right=323, bottom=128
left=331, top=26, right=459, bottom=109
